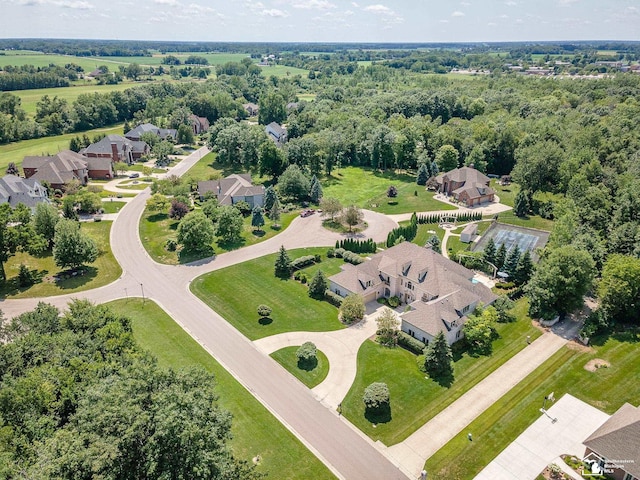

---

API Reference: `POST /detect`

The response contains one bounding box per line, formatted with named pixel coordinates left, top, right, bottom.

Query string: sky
left=0, top=0, right=638, bottom=43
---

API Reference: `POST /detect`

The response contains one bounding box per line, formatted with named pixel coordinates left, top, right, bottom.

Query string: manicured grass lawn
left=106, top=298, right=336, bottom=480
left=491, top=179, right=518, bottom=207
left=139, top=208, right=297, bottom=265
left=0, top=124, right=123, bottom=171
left=323, top=167, right=455, bottom=214
left=408, top=222, right=445, bottom=247
left=491, top=211, right=554, bottom=232
left=425, top=330, right=640, bottom=479
left=183, top=152, right=224, bottom=180
left=445, top=234, right=470, bottom=258
left=1, top=220, right=121, bottom=298
left=100, top=201, right=126, bottom=214
left=271, top=346, right=330, bottom=389
left=191, top=249, right=346, bottom=340
left=341, top=298, right=541, bottom=446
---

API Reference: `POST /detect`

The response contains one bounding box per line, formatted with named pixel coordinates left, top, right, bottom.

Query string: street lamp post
left=140, top=283, right=145, bottom=304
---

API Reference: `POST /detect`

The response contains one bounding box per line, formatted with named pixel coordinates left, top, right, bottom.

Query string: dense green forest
left=0, top=301, right=261, bottom=479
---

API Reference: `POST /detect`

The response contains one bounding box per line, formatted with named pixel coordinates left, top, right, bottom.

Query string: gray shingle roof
left=22, top=150, right=87, bottom=186
left=0, top=174, right=49, bottom=208
left=197, top=174, right=263, bottom=206
left=583, top=403, right=640, bottom=478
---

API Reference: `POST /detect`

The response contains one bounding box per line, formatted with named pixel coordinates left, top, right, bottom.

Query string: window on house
left=462, top=305, right=470, bottom=314
left=456, top=330, right=461, bottom=339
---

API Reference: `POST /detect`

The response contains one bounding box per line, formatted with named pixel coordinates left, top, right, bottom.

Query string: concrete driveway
left=474, top=394, right=609, bottom=480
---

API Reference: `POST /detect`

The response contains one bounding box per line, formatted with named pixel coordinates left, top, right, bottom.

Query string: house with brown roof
left=328, top=242, right=497, bottom=345
left=23, top=150, right=114, bottom=187
left=197, top=173, right=265, bottom=208
left=243, top=103, right=259, bottom=117
left=190, top=115, right=210, bottom=135
left=124, top=123, right=177, bottom=142
left=80, top=135, right=148, bottom=165
left=0, top=175, right=49, bottom=209
left=583, top=403, right=640, bottom=480
left=436, top=166, right=495, bottom=207
left=23, top=150, right=89, bottom=190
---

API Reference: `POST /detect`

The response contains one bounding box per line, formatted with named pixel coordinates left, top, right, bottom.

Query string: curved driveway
left=1, top=147, right=409, bottom=480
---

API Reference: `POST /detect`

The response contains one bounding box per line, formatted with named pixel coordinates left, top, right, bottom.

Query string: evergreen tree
left=430, top=160, right=439, bottom=176
left=514, top=249, right=534, bottom=285
left=6, top=162, right=19, bottom=176
left=263, top=185, right=277, bottom=212
left=514, top=190, right=530, bottom=217
left=416, top=163, right=429, bottom=186
left=308, top=269, right=327, bottom=299
left=251, top=205, right=265, bottom=231
left=503, top=245, right=521, bottom=278
left=483, top=238, right=497, bottom=267
left=274, top=245, right=292, bottom=278
left=423, top=331, right=453, bottom=380
left=495, top=243, right=507, bottom=271
left=309, top=175, right=323, bottom=204
left=268, top=196, right=281, bottom=226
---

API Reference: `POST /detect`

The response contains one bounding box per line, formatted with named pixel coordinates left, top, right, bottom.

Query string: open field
left=271, top=346, right=330, bottom=389
left=139, top=208, right=297, bottom=265
left=323, top=166, right=456, bottom=214
left=12, top=83, right=143, bottom=116
left=0, top=124, right=123, bottom=171
left=424, top=330, right=640, bottom=479
left=491, top=211, right=554, bottom=232
left=1, top=220, right=121, bottom=299
left=106, top=298, right=336, bottom=480
left=95, top=52, right=249, bottom=66
left=191, top=248, right=346, bottom=340
left=257, top=64, right=309, bottom=77
left=0, top=52, right=107, bottom=70
left=341, top=298, right=541, bottom=445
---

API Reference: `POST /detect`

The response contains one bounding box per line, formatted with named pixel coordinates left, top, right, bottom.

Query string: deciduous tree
left=52, top=219, right=98, bottom=270
left=376, top=308, right=399, bottom=346
left=339, top=293, right=365, bottom=324
left=320, top=197, right=343, bottom=222
left=177, top=211, right=215, bottom=253
left=215, top=205, right=244, bottom=243
left=343, top=205, right=363, bottom=232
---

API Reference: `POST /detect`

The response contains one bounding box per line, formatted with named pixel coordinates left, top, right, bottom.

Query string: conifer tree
left=424, top=331, right=453, bottom=380
left=308, top=270, right=327, bottom=299
left=309, top=175, right=323, bottom=204
left=416, top=163, right=429, bottom=186
left=515, top=249, right=534, bottom=285
left=514, top=190, right=530, bottom=217
left=268, top=196, right=281, bottom=226
left=274, top=245, right=292, bottom=278
left=503, top=245, right=521, bottom=278
left=263, top=185, right=277, bottom=212
left=496, top=243, right=507, bottom=271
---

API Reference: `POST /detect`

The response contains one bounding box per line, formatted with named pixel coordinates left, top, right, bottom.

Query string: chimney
left=111, top=143, right=119, bottom=163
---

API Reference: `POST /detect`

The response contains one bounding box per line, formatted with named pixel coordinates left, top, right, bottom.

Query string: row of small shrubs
left=495, top=281, right=516, bottom=290
left=324, top=290, right=344, bottom=307
left=417, top=211, right=482, bottom=224
left=334, top=238, right=377, bottom=254
left=290, top=254, right=320, bottom=270
left=397, top=331, right=426, bottom=355
left=293, top=270, right=309, bottom=284
left=327, top=248, right=365, bottom=265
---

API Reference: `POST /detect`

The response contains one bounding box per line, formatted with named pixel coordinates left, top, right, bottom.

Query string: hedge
left=416, top=211, right=482, bottom=224
left=398, top=331, right=426, bottom=355
left=290, top=255, right=316, bottom=270
left=335, top=238, right=376, bottom=254
left=342, top=251, right=365, bottom=265
left=324, top=290, right=344, bottom=307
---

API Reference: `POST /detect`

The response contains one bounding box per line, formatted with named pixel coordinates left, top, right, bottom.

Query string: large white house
left=328, top=242, right=497, bottom=345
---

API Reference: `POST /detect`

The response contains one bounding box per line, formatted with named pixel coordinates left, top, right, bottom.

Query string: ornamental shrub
left=363, top=382, right=390, bottom=410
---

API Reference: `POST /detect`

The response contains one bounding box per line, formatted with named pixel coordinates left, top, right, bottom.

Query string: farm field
left=12, top=83, right=146, bottom=116
left=0, top=52, right=106, bottom=71
left=0, top=124, right=123, bottom=171
left=107, top=298, right=336, bottom=480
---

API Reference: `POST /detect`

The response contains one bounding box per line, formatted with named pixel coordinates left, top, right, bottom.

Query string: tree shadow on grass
left=216, top=237, right=246, bottom=251
left=147, top=213, right=169, bottom=223
left=297, top=357, right=318, bottom=372
left=430, top=371, right=455, bottom=388
left=178, top=246, right=215, bottom=264
left=252, top=229, right=266, bottom=238
left=0, top=268, right=49, bottom=297
left=56, top=266, right=98, bottom=290
left=364, top=404, right=392, bottom=424
left=258, top=316, right=273, bottom=326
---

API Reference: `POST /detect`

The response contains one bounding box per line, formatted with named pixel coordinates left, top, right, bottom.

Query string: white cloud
left=364, top=4, right=390, bottom=14
left=351, top=1, right=358, bottom=6
left=291, top=0, right=335, bottom=9
left=487, top=21, right=497, bottom=26
left=460, top=1, right=470, bottom=5
left=500, top=14, right=508, bottom=18
left=439, top=19, right=449, bottom=23
left=451, top=10, right=464, bottom=17
left=262, top=8, right=289, bottom=17
left=504, top=0, right=516, bottom=5
left=17, top=0, right=94, bottom=9
left=153, top=0, right=178, bottom=5
left=559, top=0, right=578, bottom=4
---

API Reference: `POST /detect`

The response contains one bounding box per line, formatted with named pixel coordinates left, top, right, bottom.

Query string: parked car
left=300, top=209, right=315, bottom=217
left=129, top=172, right=140, bottom=178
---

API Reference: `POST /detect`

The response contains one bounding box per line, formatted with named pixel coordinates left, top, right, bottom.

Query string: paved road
left=1, top=147, right=409, bottom=480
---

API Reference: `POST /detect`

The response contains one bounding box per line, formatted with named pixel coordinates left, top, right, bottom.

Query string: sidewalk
left=386, top=332, right=569, bottom=478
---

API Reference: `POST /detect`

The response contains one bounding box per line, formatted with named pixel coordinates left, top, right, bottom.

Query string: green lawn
left=93, top=52, right=249, bottom=66
left=1, top=220, right=122, bottom=298
left=341, top=298, right=541, bottom=446
left=425, top=330, right=640, bottom=479
left=139, top=208, right=297, bottom=265
left=0, top=124, right=123, bottom=171
left=0, top=52, right=110, bottom=71
left=271, top=346, right=330, bottom=389
left=408, top=222, right=445, bottom=247
left=323, top=167, right=455, bottom=214
left=183, top=152, right=225, bottom=180
left=12, top=83, right=144, bottom=117
left=491, top=179, right=518, bottom=207
left=258, top=65, right=309, bottom=78
left=191, top=249, right=346, bottom=340
left=100, top=200, right=126, bottom=214
left=106, top=298, right=336, bottom=480
left=491, top=211, right=554, bottom=232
